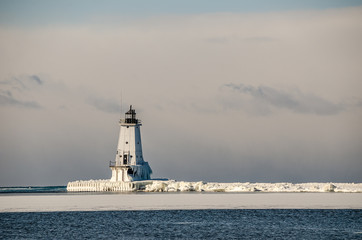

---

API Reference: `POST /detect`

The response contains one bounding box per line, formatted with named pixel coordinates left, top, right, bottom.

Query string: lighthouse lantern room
left=110, top=105, right=152, bottom=182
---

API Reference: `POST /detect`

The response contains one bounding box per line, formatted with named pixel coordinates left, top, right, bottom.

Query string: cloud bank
left=0, top=6, right=361, bottom=185
left=223, top=83, right=344, bottom=115
left=87, top=97, right=121, bottom=113
left=0, top=75, right=44, bottom=109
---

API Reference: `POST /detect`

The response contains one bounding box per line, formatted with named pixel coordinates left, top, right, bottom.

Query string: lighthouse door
left=123, top=155, right=128, bottom=165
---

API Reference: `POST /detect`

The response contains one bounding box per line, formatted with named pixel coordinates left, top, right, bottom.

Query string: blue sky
left=1, top=0, right=362, bottom=26
left=0, top=1, right=362, bottom=185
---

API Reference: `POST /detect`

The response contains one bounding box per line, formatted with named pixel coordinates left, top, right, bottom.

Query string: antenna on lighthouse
left=120, top=89, right=123, bottom=119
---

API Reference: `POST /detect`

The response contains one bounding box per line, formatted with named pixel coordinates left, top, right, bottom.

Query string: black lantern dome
left=124, top=105, right=138, bottom=124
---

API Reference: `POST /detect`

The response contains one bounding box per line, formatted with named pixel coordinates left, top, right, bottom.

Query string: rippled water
left=1, top=209, right=361, bottom=239
left=0, top=186, right=66, bottom=194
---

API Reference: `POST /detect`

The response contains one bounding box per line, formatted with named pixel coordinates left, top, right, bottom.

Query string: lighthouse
left=110, top=105, right=152, bottom=182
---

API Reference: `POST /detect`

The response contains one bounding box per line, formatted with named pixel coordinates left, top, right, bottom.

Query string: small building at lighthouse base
left=110, top=162, right=152, bottom=182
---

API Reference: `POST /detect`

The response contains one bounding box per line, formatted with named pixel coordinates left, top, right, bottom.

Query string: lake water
left=0, top=186, right=67, bottom=194
left=1, top=209, right=361, bottom=239
left=0, top=186, right=361, bottom=239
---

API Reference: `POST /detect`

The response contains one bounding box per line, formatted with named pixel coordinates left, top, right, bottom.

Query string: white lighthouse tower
left=110, top=105, right=152, bottom=182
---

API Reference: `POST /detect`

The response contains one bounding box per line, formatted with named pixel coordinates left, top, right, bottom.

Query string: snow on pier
left=67, top=180, right=153, bottom=192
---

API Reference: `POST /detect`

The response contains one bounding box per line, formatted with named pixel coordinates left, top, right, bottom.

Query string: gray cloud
left=29, top=75, right=43, bottom=85
left=87, top=96, right=121, bottom=113
left=205, top=37, right=229, bottom=44
left=0, top=90, right=41, bottom=108
left=0, top=75, right=44, bottom=90
left=205, top=36, right=276, bottom=45
left=0, top=75, right=45, bottom=109
left=242, top=36, right=277, bottom=43
left=223, top=83, right=344, bottom=115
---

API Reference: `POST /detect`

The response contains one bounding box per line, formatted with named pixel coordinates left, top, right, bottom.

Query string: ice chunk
left=129, top=162, right=152, bottom=181
left=323, top=183, right=336, bottom=192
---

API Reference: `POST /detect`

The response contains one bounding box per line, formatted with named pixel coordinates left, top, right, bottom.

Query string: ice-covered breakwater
left=67, top=180, right=153, bottom=192
left=67, top=180, right=362, bottom=193
left=144, top=181, right=362, bottom=192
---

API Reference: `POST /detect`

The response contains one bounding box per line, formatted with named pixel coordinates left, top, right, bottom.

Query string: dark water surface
left=0, top=186, right=66, bottom=194
left=1, top=209, right=361, bottom=239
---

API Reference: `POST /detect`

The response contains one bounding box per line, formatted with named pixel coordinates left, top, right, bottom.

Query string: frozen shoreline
left=1, top=192, right=362, bottom=212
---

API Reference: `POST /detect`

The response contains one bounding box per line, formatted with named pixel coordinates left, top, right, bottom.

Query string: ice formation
left=143, top=181, right=362, bottom=193
left=67, top=179, right=152, bottom=192
left=67, top=180, right=362, bottom=193
left=128, top=163, right=152, bottom=181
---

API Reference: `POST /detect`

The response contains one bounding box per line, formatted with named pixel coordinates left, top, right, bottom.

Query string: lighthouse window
left=126, top=141, right=128, bottom=144
left=127, top=126, right=129, bottom=128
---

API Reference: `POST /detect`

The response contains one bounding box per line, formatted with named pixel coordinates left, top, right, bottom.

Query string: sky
left=0, top=0, right=362, bottom=186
